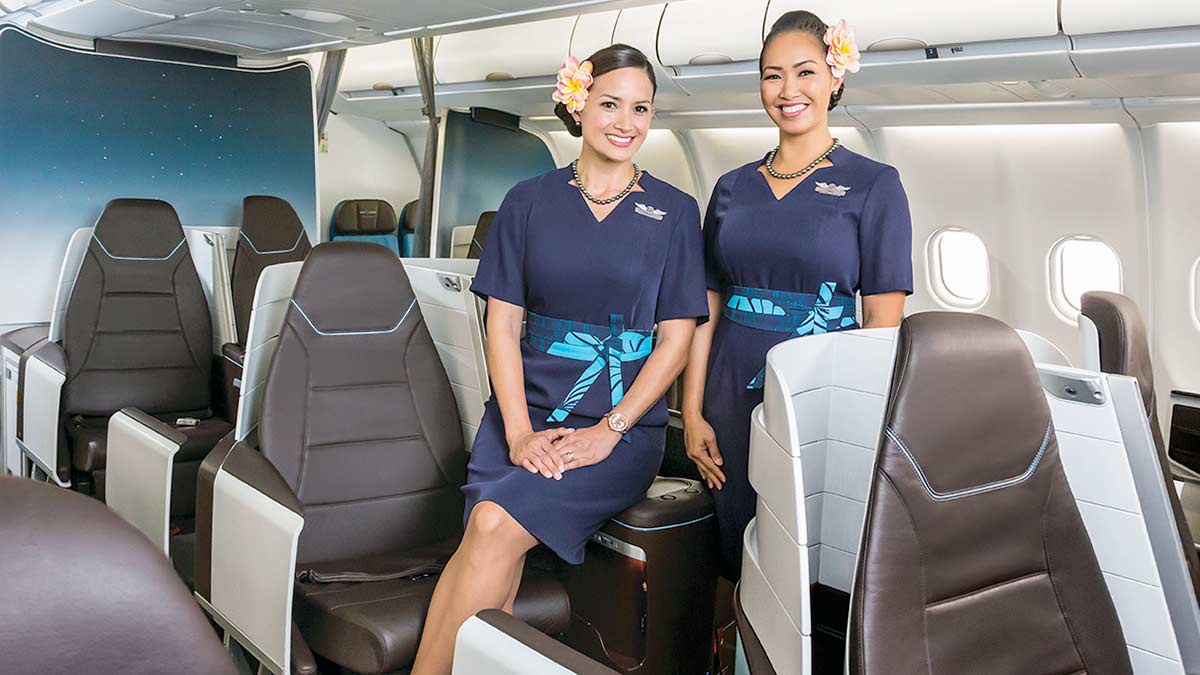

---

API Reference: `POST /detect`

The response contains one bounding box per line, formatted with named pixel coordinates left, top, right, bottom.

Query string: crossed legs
left=411, top=501, right=537, bottom=675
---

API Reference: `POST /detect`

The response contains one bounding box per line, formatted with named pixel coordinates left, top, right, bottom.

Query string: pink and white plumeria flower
left=824, top=19, right=861, bottom=79
left=552, top=57, right=594, bottom=113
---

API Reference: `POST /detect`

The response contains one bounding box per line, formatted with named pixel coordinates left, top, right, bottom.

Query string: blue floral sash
left=524, top=311, right=653, bottom=429
left=722, top=282, right=858, bottom=389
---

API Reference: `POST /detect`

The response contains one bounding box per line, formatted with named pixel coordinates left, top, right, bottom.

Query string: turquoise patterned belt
left=524, top=311, right=653, bottom=429
left=722, top=282, right=858, bottom=389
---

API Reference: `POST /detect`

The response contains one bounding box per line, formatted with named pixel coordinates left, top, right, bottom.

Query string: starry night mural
left=0, top=27, right=316, bottom=326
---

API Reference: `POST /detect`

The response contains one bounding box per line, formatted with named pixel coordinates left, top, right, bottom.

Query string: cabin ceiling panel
left=8, top=0, right=658, bottom=56
left=767, top=0, right=1060, bottom=51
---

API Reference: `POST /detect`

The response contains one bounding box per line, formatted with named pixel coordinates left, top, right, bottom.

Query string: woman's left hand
left=551, top=423, right=621, bottom=471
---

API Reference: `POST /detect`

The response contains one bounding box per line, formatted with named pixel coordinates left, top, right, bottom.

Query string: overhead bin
left=1062, top=0, right=1200, bottom=35
left=1071, top=27, right=1200, bottom=79
left=569, top=10, right=618, bottom=61
left=340, top=40, right=419, bottom=91
left=656, top=0, right=768, bottom=67
left=434, top=17, right=574, bottom=84
left=766, top=0, right=1059, bottom=51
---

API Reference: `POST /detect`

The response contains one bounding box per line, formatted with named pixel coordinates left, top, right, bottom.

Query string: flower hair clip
left=553, top=56, right=594, bottom=113
left=824, top=19, right=861, bottom=79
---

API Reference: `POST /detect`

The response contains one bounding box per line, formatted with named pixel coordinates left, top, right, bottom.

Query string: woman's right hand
left=509, top=428, right=574, bottom=480
left=684, top=413, right=726, bottom=490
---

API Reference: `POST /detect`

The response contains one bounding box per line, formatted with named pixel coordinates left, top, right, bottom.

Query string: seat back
left=231, top=196, right=312, bottom=345
left=467, top=211, right=495, bottom=259
left=0, top=476, right=235, bottom=674
left=849, top=312, right=1130, bottom=674
left=1081, top=291, right=1200, bottom=600
left=398, top=199, right=418, bottom=257
left=259, top=242, right=465, bottom=564
left=63, top=199, right=212, bottom=417
left=330, top=199, right=400, bottom=255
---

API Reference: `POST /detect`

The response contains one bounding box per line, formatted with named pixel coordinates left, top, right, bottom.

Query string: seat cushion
left=69, top=414, right=233, bottom=472
left=294, top=542, right=570, bottom=675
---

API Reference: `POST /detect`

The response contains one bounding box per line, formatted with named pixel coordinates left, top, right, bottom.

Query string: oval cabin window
left=927, top=228, right=990, bottom=310
left=1192, top=257, right=1200, bottom=332
left=1050, top=236, right=1122, bottom=322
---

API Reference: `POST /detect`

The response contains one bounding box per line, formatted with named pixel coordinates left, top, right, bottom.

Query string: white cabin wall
left=870, top=123, right=1147, bottom=363
left=1143, top=123, right=1200, bottom=414
left=318, top=113, right=420, bottom=240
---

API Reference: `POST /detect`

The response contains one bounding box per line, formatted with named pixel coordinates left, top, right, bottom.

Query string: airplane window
left=1050, top=235, right=1122, bottom=322
left=1192, top=257, right=1200, bottom=332
left=927, top=228, right=989, bottom=310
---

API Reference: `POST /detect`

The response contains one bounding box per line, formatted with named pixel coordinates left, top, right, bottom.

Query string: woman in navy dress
left=682, top=11, right=913, bottom=581
left=413, top=44, right=708, bottom=674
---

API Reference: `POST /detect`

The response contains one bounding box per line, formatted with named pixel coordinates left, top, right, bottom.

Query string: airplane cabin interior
left=1, top=1, right=1199, bottom=674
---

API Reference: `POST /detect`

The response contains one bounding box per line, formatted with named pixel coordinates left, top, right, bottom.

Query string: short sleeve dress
left=464, top=166, right=709, bottom=564
left=702, top=146, right=913, bottom=579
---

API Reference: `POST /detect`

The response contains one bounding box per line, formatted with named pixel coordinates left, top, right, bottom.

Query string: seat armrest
left=105, top=408, right=189, bottom=553
left=222, top=342, right=246, bottom=368
left=17, top=340, right=69, bottom=486
left=194, top=440, right=302, bottom=675
left=610, top=476, right=713, bottom=529
left=454, top=610, right=618, bottom=675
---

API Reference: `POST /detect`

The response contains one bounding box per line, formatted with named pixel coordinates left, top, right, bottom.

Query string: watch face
left=608, top=413, right=629, bottom=432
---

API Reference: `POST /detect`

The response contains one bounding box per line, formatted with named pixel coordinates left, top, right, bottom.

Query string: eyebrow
left=762, top=59, right=818, bottom=71
left=597, top=93, right=652, bottom=105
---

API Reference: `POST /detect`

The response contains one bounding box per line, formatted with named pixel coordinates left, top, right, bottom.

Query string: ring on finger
left=563, top=448, right=575, bottom=463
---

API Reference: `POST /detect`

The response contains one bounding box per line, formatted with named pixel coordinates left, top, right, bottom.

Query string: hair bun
left=554, top=101, right=583, bottom=137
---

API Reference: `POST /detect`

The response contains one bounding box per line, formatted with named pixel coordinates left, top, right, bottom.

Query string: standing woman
left=412, top=44, right=708, bottom=674
left=682, top=11, right=913, bottom=581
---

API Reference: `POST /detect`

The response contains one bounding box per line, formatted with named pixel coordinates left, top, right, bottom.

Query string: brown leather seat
left=61, top=199, right=230, bottom=500
left=329, top=199, right=401, bottom=254
left=199, top=242, right=568, bottom=674
left=849, top=313, right=1132, bottom=674
left=1081, top=291, right=1200, bottom=600
left=230, top=195, right=312, bottom=347
left=467, top=210, right=495, bottom=259
left=0, top=476, right=234, bottom=675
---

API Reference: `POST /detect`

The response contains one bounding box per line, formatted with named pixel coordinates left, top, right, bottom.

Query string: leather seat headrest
left=1080, top=291, right=1155, bottom=414
left=241, top=195, right=309, bottom=253
left=288, top=242, right=415, bottom=335
left=398, top=200, right=419, bottom=233
left=92, top=198, right=186, bottom=259
left=333, top=199, right=398, bottom=236
left=885, top=312, right=1052, bottom=498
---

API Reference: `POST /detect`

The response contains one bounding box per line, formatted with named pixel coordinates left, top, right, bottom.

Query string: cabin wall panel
left=870, top=124, right=1147, bottom=362
left=318, top=114, right=420, bottom=241
left=1142, top=123, right=1200, bottom=420
left=0, top=27, right=316, bottom=327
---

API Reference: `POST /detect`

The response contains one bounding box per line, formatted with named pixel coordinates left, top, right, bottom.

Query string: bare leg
left=501, top=555, right=527, bottom=613
left=411, top=502, right=537, bottom=675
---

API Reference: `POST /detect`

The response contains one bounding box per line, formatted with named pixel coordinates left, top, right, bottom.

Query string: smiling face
left=573, top=66, right=654, bottom=163
left=759, top=30, right=842, bottom=137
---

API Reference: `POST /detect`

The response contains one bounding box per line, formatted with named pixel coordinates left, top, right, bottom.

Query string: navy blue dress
left=702, top=146, right=913, bottom=579
left=465, top=167, right=709, bottom=564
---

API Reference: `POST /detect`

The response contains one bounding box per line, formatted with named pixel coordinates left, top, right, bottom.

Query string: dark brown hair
left=760, top=10, right=844, bottom=111
left=554, top=43, right=658, bottom=138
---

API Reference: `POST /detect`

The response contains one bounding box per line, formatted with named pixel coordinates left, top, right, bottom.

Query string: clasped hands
left=508, top=423, right=620, bottom=480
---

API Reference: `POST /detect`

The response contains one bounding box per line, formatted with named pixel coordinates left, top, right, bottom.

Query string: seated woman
left=411, top=44, right=709, bottom=674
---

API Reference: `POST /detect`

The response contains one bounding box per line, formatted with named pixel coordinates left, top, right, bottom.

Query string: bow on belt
left=525, top=312, right=653, bottom=430
left=722, top=282, right=858, bottom=390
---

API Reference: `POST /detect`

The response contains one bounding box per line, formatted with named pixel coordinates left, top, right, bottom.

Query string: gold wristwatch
left=604, top=412, right=630, bottom=435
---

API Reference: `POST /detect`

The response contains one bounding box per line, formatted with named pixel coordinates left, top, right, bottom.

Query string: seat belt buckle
left=175, top=417, right=199, bottom=427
